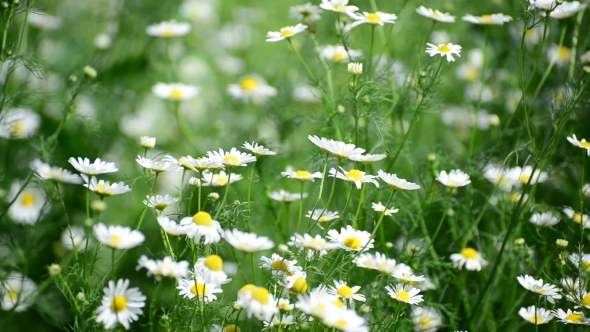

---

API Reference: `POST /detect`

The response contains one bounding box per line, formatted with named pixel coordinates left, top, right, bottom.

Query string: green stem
left=214, top=170, right=232, bottom=220
left=150, top=281, right=164, bottom=332
left=352, top=183, right=366, bottom=229
left=308, top=159, right=341, bottom=231
left=250, top=253, right=257, bottom=284
left=296, top=182, right=304, bottom=233
left=368, top=25, right=375, bottom=81
left=173, top=101, right=199, bottom=151
left=307, top=154, right=330, bottom=229
left=468, top=27, right=489, bottom=159
left=247, top=161, right=256, bottom=231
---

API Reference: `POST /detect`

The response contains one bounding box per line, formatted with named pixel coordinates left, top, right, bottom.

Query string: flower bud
left=91, top=200, right=107, bottom=212
left=48, top=263, right=61, bottom=276
left=76, top=292, right=85, bottom=302
left=140, top=136, right=156, bottom=149
left=348, top=62, right=363, bottom=75
left=556, top=239, right=568, bottom=248
left=208, top=192, right=219, bottom=200
left=189, top=177, right=201, bottom=187
left=83, top=66, right=97, bottom=78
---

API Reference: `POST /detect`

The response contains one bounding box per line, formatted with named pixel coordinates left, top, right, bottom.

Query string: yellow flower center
left=240, top=77, right=259, bottom=91
left=558, top=47, right=570, bottom=61
left=525, top=29, right=535, bottom=38
left=333, top=299, right=345, bottom=308
left=309, top=238, right=324, bottom=248
left=20, top=192, right=35, bottom=207
left=510, top=193, right=520, bottom=202
left=110, top=236, right=121, bottom=246
left=584, top=262, right=590, bottom=271
left=583, top=294, right=590, bottom=306
left=337, top=286, right=354, bottom=298
left=278, top=301, right=292, bottom=311
left=11, top=122, right=23, bottom=136
left=223, top=155, right=239, bottom=165
left=97, top=182, right=106, bottom=192
left=396, top=290, right=410, bottom=302
left=565, top=313, right=585, bottom=323
left=216, top=177, right=228, bottom=185
left=461, top=248, right=478, bottom=259
left=367, top=13, right=381, bottom=22
left=7, top=288, right=18, bottom=301
left=335, top=319, right=349, bottom=328
left=296, top=170, right=310, bottom=178
left=110, top=295, right=127, bottom=313
left=465, top=67, right=479, bottom=82
left=190, top=283, right=205, bottom=297
left=481, top=15, right=492, bottom=19
left=154, top=203, right=167, bottom=210
left=433, top=11, right=442, bottom=18
left=204, top=254, right=223, bottom=271
left=270, top=261, right=291, bottom=275
left=170, top=89, right=183, bottom=100
left=438, top=45, right=451, bottom=53
left=419, top=317, right=432, bottom=328
left=280, top=30, right=294, bottom=37
left=573, top=213, right=584, bottom=223
left=161, top=28, right=174, bottom=37
left=344, top=236, right=362, bottom=249
left=529, top=315, right=544, bottom=323
left=239, top=284, right=256, bottom=293
left=333, top=52, right=346, bottom=62
left=580, top=142, right=590, bottom=148
left=345, top=169, right=363, bottom=181
left=290, top=276, right=308, bottom=293
left=318, top=216, right=331, bottom=223
left=519, top=175, right=531, bottom=183
left=224, top=325, right=241, bottom=332
left=251, top=287, right=270, bottom=304
left=193, top=211, right=213, bottom=226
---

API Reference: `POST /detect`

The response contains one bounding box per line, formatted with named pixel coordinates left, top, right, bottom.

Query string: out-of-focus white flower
left=146, top=20, right=191, bottom=37
left=1, top=272, right=37, bottom=312
left=136, top=256, right=189, bottom=280
left=61, top=226, right=87, bottom=252
left=436, top=169, right=471, bottom=188
left=0, top=108, right=41, bottom=139
left=152, top=83, right=200, bottom=101
left=290, top=3, right=322, bottom=22
left=462, top=13, right=513, bottom=25
left=92, top=223, right=145, bottom=249
left=549, top=1, right=587, bottom=19
left=416, top=6, right=455, bottom=22
left=319, top=0, right=358, bottom=14
left=31, top=159, right=82, bottom=184
left=227, top=76, right=277, bottom=104
left=7, top=181, right=47, bottom=225
left=266, top=24, right=308, bottom=42
left=28, top=11, right=62, bottom=30
left=319, top=45, right=363, bottom=63
left=94, top=33, right=112, bottom=50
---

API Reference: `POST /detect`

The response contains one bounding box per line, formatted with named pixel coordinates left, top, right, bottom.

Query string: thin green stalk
left=307, top=154, right=330, bottom=228
left=468, top=27, right=489, bottom=159
left=308, top=159, right=341, bottom=231
left=250, top=253, right=257, bottom=284
left=368, top=25, right=375, bottom=81
left=111, top=248, right=116, bottom=280
left=178, top=170, right=186, bottom=216
left=424, top=193, right=452, bottom=258
left=580, top=150, right=586, bottom=247
left=569, top=11, right=584, bottom=80
left=370, top=189, right=395, bottom=239
left=150, top=281, right=164, bottom=332
left=172, top=101, right=199, bottom=151
left=247, top=161, right=256, bottom=231
left=54, top=183, right=78, bottom=262
left=188, top=188, right=195, bottom=215
left=214, top=170, right=232, bottom=220
left=296, top=182, right=305, bottom=233
left=352, top=183, right=366, bottom=229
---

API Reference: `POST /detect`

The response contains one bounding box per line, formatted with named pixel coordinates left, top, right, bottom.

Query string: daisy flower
left=567, top=134, right=590, bottom=155
left=31, top=159, right=82, bottom=184
left=549, top=1, right=587, bottom=19
left=349, top=12, right=397, bottom=29
left=61, top=226, right=87, bottom=252
left=260, top=253, right=302, bottom=278
left=306, top=210, right=340, bottom=225
left=296, top=285, right=341, bottom=319
left=529, top=212, right=559, bottom=227
left=146, top=20, right=191, bottom=37
left=281, top=169, right=323, bottom=182
left=83, top=176, right=132, bottom=197
left=282, top=273, right=309, bottom=293
left=348, top=62, right=363, bottom=75
left=227, top=76, right=277, bottom=104
left=483, top=164, right=514, bottom=191
left=243, top=142, right=276, bottom=156
left=308, top=135, right=366, bottom=159
left=322, top=309, right=369, bottom=331
left=349, top=153, right=386, bottom=163
left=529, top=0, right=558, bottom=10
left=194, top=255, right=231, bottom=285
left=319, top=45, right=363, bottom=63
left=157, top=216, right=189, bottom=236
left=293, top=85, right=321, bottom=102
left=224, top=229, right=275, bottom=252
left=425, top=43, right=462, bottom=62
left=462, top=14, right=513, bottom=25
left=436, top=169, right=471, bottom=188
left=517, top=275, right=563, bottom=303
left=237, top=286, right=279, bottom=321
left=68, top=157, right=118, bottom=175
left=0, top=272, right=37, bottom=312
left=180, top=211, right=223, bottom=244
left=392, top=263, right=426, bottom=283
left=28, top=12, right=62, bottom=30
left=268, top=190, right=308, bottom=202
left=450, top=248, right=488, bottom=271
left=377, top=170, right=421, bottom=190
left=95, top=279, right=146, bottom=330
left=568, top=253, right=590, bottom=271
left=0, top=108, right=41, bottom=139
left=412, top=306, right=443, bottom=332
left=140, top=136, right=156, bottom=149
left=6, top=181, right=47, bottom=225
left=143, top=195, right=178, bottom=211
left=548, top=45, right=571, bottom=66
left=563, top=207, right=590, bottom=227
left=509, top=165, right=548, bottom=185
left=263, top=315, right=295, bottom=330
left=552, top=309, right=589, bottom=325
left=276, top=298, right=295, bottom=311
left=136, top=156, right=183, bottom=173
left=288, top=233, right=338, bottom=257
left=416, top=6, right=456, bottom=22
left=518, top=305, right=553, bottom=324
left=177, top=276, right=222, bottom=302
left=386, top=283, right=423, bottom=305
left=327, top=225, right=374, bottom=252
left=152, top=83, right=200, bottom=101
left=201, top=170, right=243, bottom=187
left=266, top=23, right=308, bottom=42
left=328, top=280, right=366, bottom=306
left=319, top=0, right=358, bottom=14
left=290, top=3, right=322, bottom=22
left=355, top=251, right=397, bottom=275
left=372, top=202, right=399, bottom=215
left=207, top=148, right=256, bottom=167
left=329, top=167, right=379, bottom=189
left=136, top=256, right=189, bottom=280
left=92, top=223, right=145, bottom=249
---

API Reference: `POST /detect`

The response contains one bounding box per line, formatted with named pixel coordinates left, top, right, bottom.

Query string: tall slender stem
left=214, top=170, right=232, bottom=220
left=247, top=161, right=256, bottom=231
left=296, top=182, right=305, bottom=233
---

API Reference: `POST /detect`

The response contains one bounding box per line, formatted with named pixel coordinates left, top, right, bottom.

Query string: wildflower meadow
left=2, top=0, right=590, bottom=331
